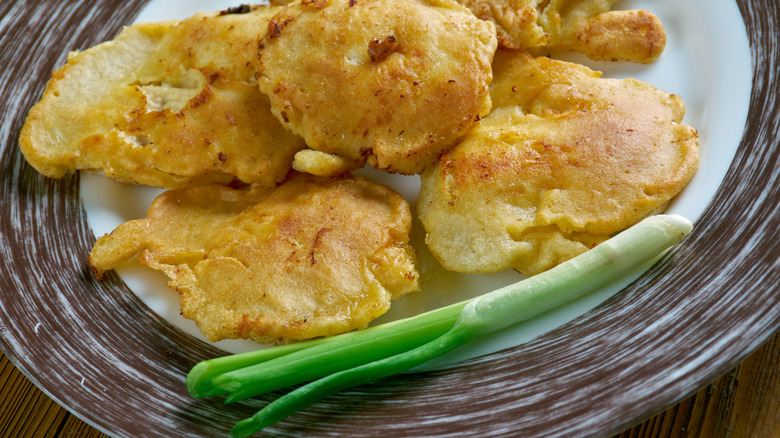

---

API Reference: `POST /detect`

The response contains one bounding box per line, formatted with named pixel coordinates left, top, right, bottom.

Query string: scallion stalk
left=188, top=300, right=466, bottom=399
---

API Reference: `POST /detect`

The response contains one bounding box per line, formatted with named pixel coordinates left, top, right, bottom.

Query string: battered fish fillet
left=256, top=0, right=497, bottom=175
left=89, top=173, right=419, bottom=344
left=418, top=49, right=698, bottom=276
left=20, top=6, right=305, bottom=189
left=455, top=0, right=666, bottom=63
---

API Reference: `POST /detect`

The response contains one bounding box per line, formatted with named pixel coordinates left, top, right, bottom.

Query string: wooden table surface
left=1, top=331, right=779, bottom=438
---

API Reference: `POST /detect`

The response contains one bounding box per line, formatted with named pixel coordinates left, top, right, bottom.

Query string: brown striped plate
left=1, top=0, right=777, bottom=437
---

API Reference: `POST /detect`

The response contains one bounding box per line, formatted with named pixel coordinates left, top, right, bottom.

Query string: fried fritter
left=418, top=49, right=698, bottom=276
left=454, top=0, right=548, bottom=49
left=20, top=6, right=305, bottom=189
left=455, top=0, right=666, bottom=63
left=539, top=0, right=666, bottom=63
left=89, top=173, right=419, bottom=344
left=256, top=0, right=497, bottom=175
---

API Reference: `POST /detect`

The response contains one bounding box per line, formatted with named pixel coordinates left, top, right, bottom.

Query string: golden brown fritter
left=20, top=6, right=305, bottom=189
left=539, top=0, right=666, bottom=63
left=89, top=173, right=420, bottom=344
left=256, top=0, right=497, bottom=175
left=455, top=0, right=548, bottom=50
left=418, top=49, right=698, bottom=276
left=455, top=0, right=666, bottom=63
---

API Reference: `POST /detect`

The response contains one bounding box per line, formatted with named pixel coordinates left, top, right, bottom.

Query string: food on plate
left=19, top=5, right=305, bottom=189
left=418, top=49, right=699, bottom=276
left=454, top=0, right=548, bottom=49
left=455, top=0, right=666, bottom=63
left=539, top=0, right=666, bottom=63
left=88, top=172, right=420, bottom=344
left=256, top=0, right=498, bottom=175
left=291, top=149, right=364, bottom=177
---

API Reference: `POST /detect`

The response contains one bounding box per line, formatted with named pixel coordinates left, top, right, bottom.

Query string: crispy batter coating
left=256, top=0, right=497, bottom=175
left=291, top=149, right=364, bottom=177
left=455, top=0, right=548, bottom=49
left=20, top=6, right=305, bottom=189
left=418, top=49, right=698, bottom=276
left=455, top=0, right=666, bottom=63
left=89, top=173, right=420, bottom=344
left=539, top=0, right=666, bottom=63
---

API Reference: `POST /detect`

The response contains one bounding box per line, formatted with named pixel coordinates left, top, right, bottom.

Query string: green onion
left=188, top=214, right=693, bottom=438
left=187, top=300, right=466, bottom=399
